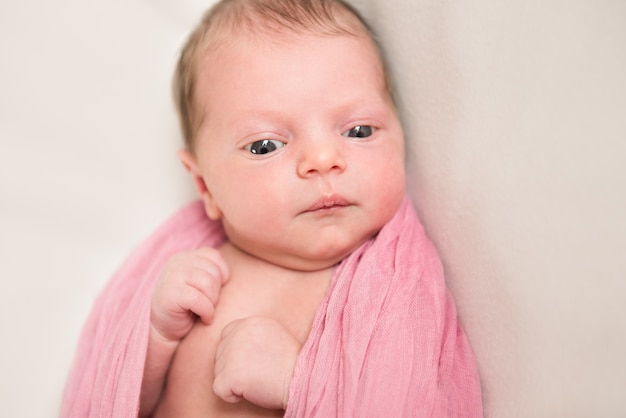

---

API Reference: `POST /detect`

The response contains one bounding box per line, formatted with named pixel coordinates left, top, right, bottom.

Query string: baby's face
left=190, top=31, right=406, bottom=271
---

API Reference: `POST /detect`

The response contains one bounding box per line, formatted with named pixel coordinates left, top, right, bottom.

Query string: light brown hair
left=173, top=0, right=393, bottom=152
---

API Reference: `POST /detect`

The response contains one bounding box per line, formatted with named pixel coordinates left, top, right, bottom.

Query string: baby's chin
left=256, top=232, right=379, bottom=273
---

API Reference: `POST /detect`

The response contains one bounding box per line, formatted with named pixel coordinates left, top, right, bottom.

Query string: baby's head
left=173, top=0, right=406, bottom=271
left=173, top=0, right=394, bottom=152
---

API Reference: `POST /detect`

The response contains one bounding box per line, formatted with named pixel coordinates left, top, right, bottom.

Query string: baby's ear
left=177, top=149, right=223, bottom=220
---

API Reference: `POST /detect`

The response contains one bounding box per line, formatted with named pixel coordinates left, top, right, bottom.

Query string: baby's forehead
left=191, top=31, right=393, bottom=121
left=196, top=29, right=385, bottom=90
left=194, top=35, right=391, bottom=121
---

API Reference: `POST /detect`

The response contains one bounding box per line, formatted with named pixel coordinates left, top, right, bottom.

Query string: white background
left=1, top=0, right=625, bottom=416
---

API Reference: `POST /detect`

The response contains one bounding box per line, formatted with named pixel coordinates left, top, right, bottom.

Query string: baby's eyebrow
left=234, top=112, right=285, bottom=125
left=228, top=115, right=290, bottom=141
left=332, top=99, right=391, bottom=119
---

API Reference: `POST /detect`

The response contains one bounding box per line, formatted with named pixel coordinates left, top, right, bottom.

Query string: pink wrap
left=62, top=196, right=482, bottom=417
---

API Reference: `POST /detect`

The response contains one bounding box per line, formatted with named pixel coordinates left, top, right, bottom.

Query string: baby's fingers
left=213, top=375, right=244, bottom=404
left=195, top=247, right=230, bottom=285
left=185, top=266, right=224, bottom=312
left=179, top=285, right=217, bottom=324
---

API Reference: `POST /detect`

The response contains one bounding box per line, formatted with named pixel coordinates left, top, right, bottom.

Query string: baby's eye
left=342, top=125, right=375, bottom=139
left=244, top=139, right=286, bottom=155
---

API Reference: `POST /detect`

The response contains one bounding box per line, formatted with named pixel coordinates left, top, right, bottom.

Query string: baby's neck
left=219, top=240, right=337, bottom=276
left=218, top=239, right=334, bottom=288
left=217, top=241, right=333, bottom=343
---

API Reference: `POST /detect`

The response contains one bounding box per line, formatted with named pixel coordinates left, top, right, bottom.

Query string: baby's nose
left=296, top=136, right=347, bottom=178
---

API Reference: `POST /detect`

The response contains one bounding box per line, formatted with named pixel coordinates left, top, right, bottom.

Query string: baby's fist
left=213, top=316, right=300, bottom=410
left=151, top=247, right=229, bottom=343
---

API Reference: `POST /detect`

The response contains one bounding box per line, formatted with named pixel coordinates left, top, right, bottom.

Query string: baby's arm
left=213, top=316, right=301, bottom=410
left=139, top=247, right=229, bottom=417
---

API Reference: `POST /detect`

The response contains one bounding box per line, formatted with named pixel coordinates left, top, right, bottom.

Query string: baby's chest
left=155, top=323, right=282, bottom=417
left=154, top=273, right=328, bottom=417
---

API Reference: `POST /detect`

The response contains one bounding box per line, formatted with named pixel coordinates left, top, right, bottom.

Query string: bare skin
left=153, top=242, right=332, bottom=417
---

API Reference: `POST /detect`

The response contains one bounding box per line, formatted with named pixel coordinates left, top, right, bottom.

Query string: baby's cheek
left=375, top=166, right=406, bottom=218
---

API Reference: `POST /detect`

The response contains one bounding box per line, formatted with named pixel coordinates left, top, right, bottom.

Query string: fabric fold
left=284, top=197, right=482, bottom=417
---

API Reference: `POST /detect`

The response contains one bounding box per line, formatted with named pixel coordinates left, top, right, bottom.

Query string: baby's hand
left=151, top=247, right=229, bottom=343
left=213, top=316, right=301, bottom=410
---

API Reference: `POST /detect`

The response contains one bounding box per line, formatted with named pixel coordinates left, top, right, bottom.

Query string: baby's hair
left=173, top=0, right=394, bottom=152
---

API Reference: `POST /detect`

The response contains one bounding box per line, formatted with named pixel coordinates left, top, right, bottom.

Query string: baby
left=141, top=0, right=405, bottom=416
left=62, top=1, right=482, bottom=417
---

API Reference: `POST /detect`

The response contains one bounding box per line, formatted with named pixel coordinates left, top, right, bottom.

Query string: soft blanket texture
left=62, top=196, right=482, bottom=417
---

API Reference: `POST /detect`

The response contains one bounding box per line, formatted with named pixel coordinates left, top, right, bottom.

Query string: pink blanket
left=62, top=196, right=482, bottom=417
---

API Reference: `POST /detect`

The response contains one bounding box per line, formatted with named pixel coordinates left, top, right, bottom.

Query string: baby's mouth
left=304, top=194, right=351, bottom=213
